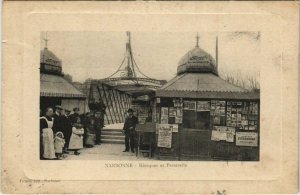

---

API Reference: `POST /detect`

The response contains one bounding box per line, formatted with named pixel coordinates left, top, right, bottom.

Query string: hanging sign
left=157, top=124, right=173, bottom=148
left=236, top=132, right=258, bottom=147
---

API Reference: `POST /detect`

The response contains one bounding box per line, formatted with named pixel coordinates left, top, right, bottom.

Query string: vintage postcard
left=2, top=1, right=299, bottom=194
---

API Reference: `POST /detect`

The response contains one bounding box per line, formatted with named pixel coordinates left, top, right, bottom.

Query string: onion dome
left=40, top=47, right=62, bottom=74
left=177, top=35, right=218, bottom=75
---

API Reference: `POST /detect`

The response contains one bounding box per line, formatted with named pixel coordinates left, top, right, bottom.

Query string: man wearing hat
left=52, top=105, right=64, bottom=134
left=122, top=108, right=138, bottom=153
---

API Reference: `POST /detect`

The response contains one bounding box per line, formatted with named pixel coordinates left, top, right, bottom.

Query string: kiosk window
left=183, top=100, right=211, bottom=129
left=183, top=110, right=196, bottom=128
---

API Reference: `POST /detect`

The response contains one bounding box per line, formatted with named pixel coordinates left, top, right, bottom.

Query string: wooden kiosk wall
left=155, top=97, right=260, bottom=161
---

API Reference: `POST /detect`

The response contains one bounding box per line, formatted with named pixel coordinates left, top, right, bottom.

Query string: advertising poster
left=196, top=101, right=210, bottom=111
left=236, top=132, right=258, bottom=147
left=183, top=100, right=196, bottom=110
left=169, top=107, right=177, bottom=117
left=211, top=126, right=235, bottom=142
left=170, top=124, right=178, bottom=132
left=175, top=116, right=183, bottom=124
left=161, top=107, right=169, bottom=117
left=157, top=124, right=173, bottom=148
left=176, top=108, right=183, bottom=116
left=157, top=124, right=178, bottom=133
left=161, top=116, right=168, bottom=124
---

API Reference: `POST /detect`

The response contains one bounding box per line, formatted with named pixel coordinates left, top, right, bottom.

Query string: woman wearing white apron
left=40, top=107, right=56, bottom=159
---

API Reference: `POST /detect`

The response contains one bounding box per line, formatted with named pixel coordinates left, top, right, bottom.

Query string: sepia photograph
left=2, top=1, right=298, bottom=194
left=40, top=31, right=260, bottom=161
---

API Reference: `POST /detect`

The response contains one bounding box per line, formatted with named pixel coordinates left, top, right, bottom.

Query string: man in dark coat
left=94, top=111, right=103, bottom=145
left=52, top=105, right=64, bottom=134
left=69, top=107, right=80, bottom=125
left=60, top=109, right=72, bottom=152
left=123, top=109, right=138, bottom=153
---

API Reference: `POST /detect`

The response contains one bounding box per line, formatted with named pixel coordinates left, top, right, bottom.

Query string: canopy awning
left=40, top=74, right=86, bottom=98
left=156, top=73, right=259, bottom=100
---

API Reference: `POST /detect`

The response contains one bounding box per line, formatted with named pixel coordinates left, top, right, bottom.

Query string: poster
left=176, top=108, right=183, bottom=117
left=173, top=98, right=183, bottom=107
left=161, top=107, right=168, bottom=116
left=211, top=126, right=235, bottom=142
left=161, top=116, right=168, bottom=124
left=242, top=120, right=248, bottom=126
left=157, top=124, right=178, bottom=133
left=170, top=124, right=178, bottom=132
left=183, top=100, right=196, bottom=110
left=175, top=116, right=182, bottom=124
left=156, top=97, right=161, bottom=104
left=157, top=124, right=173, bottom=148
left=169, top=107, right=177, bottom=117
left=196, top=101, right=210, bottom=111
left=211, top=130, right=227, bottom=141
left=236, top=132, right=258, bottom=147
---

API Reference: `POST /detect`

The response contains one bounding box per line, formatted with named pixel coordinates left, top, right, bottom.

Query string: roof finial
left=196, top=33, right=200, bottom=48
left=43, top=32, right=48, bottom=49
left=126, top=31, right=131, bottom=44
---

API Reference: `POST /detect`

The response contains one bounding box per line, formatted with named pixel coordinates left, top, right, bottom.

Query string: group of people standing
left=40, top=105, right=104, bottom=160
left=40, top=101, right=142, bottom=159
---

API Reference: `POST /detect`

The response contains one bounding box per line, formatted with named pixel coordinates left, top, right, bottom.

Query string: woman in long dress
left=85, top=117, right=96, bottom=148
left=68, top=117, right=84, bottom=155
left=40, top=107, right=56, bottom=160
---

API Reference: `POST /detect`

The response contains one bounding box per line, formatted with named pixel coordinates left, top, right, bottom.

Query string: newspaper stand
left=135, top=123, right=156, bottom=159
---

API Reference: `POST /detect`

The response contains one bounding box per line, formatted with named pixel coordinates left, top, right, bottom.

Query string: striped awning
left=40, top=74, right=86, bottom=98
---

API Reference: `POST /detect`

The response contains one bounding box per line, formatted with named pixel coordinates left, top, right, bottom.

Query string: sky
left=40, top=31, right=261, bottom=83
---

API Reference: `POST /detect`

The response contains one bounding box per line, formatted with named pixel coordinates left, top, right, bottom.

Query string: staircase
left=101, top=129, right=125, bottom=144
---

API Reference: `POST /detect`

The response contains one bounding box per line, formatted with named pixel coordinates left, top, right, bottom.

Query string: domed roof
left=40, top=48, right=62, bottom=67
left=177, top=46, right=217, bottom=75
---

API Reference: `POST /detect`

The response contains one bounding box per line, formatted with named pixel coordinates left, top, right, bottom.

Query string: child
left=54, top=132, right=65, bottom=159
left=68, top=117, right=84, bottom=155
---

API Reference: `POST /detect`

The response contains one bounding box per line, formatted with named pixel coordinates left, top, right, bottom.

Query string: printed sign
left=196, top=101, right=210, bottom=111
left=156, top=98, right=161, bottom=104
left=156, top=124, right=178, bottom=134
left=236, top=132, right=258, bottom=147
left=161, top=116, right=169, bottom=124
left=211, top=126, right=235, bottom=142
left=161, top=107, right=168, bottom=116
left=157, top=124, right=173, bottom=148
left=169, top=107, right=177, bottom=117
left=183, top=101, right=196, bottom=110
left=176, top=108, right=183, bottom=116
left=175, top=116, right=182, bottom=124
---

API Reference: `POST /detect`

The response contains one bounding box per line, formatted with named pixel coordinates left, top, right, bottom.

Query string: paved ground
left=64, top=143, right=153, bottom=161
